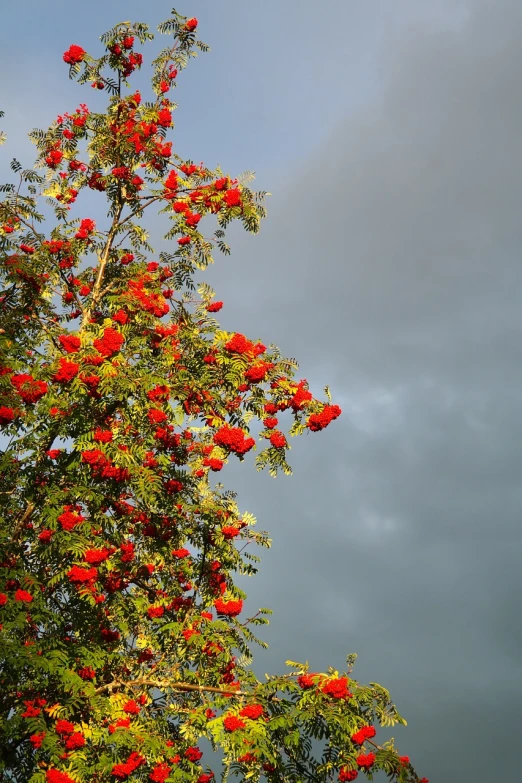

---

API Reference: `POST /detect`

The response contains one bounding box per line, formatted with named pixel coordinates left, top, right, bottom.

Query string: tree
left=0, top=9, right=428, bottom=783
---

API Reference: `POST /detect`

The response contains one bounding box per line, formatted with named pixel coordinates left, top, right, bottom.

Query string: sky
left=2, top=0, right=522, bottom=780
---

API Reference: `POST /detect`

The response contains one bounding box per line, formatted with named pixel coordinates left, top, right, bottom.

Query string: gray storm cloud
left=202, top=2, right=522, bottom=781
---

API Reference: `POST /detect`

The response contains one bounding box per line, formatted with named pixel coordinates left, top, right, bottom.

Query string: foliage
left=0, top=9, right=427, bottom=783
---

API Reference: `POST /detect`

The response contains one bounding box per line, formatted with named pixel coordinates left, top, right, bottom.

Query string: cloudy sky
left=2, top=0, right=522, bottom=780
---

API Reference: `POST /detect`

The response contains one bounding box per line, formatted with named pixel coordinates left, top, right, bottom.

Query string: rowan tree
left=0, top=9, right=428, bottom=783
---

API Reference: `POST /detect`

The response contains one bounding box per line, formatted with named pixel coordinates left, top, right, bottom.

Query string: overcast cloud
left=2, top=1, right=522, bottom=780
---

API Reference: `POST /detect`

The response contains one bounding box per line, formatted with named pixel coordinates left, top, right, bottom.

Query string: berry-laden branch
left=0, top=8, right=429, bottom=783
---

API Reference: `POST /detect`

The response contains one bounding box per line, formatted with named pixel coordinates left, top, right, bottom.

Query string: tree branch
left=94, top=678, right=247, bottom=697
